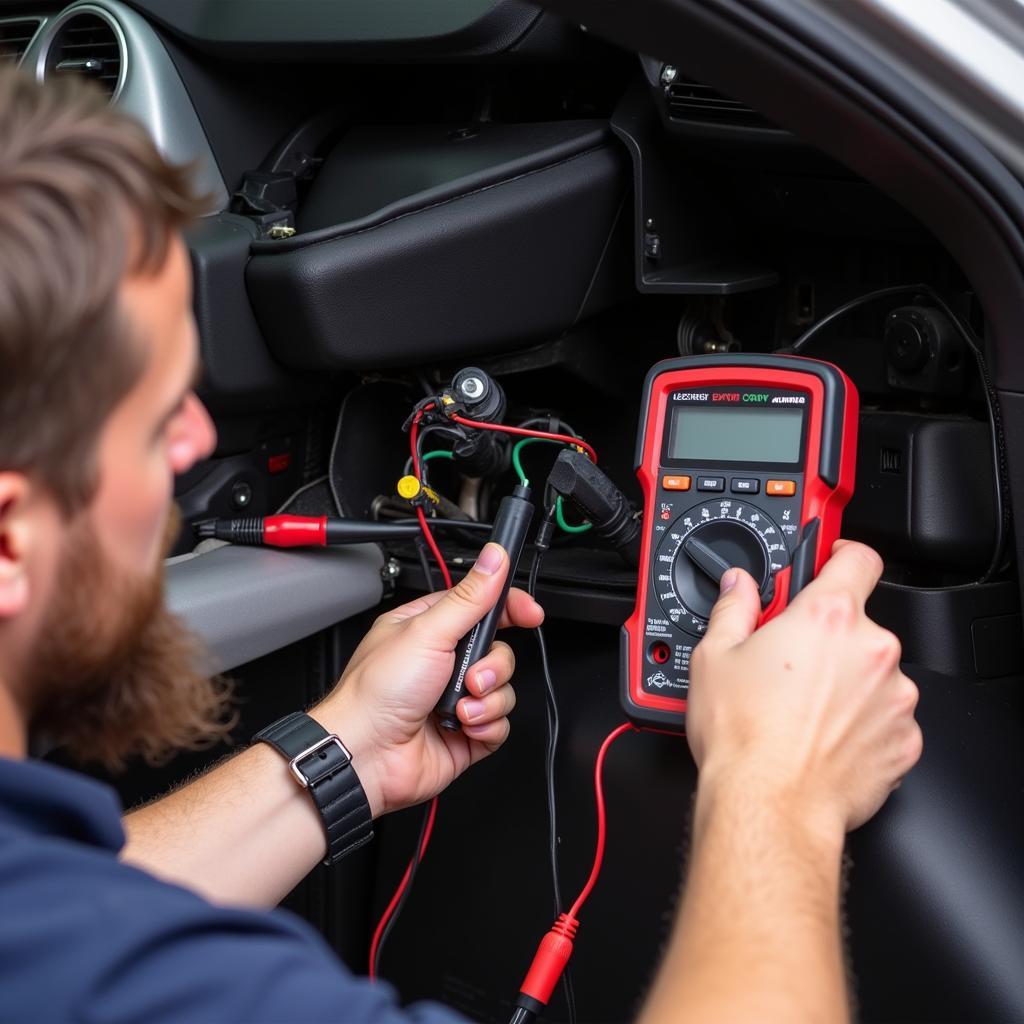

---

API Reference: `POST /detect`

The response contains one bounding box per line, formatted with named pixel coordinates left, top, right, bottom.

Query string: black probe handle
left=323, top=519, right=422, bottom=543
left=434, top=485, right=534, bottom=731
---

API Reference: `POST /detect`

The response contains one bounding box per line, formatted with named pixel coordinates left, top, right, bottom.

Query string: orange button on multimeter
left=662, top=475, right=691, bottom=491
left=766, top=479, right=797, bottom=496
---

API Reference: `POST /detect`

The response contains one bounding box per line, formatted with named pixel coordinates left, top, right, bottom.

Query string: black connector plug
left=534, top=504, right=557, bottom=554
left=444, top=367, right=509, bottom=477
left=547, top=450, right=640, bottom=566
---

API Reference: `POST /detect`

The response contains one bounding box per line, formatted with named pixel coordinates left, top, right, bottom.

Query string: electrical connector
left=515, top=912, right=579, bottom=1017
left=546, top=449, right=641, bottom=565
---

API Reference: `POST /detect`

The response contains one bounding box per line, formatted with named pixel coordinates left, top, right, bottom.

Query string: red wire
left=568, top=722, right=635, bottom=919
left=448, top=413, right=598, bottom=465
left=415, top=507, right=452, bottom=590
left=409, top=407, right=452, bottom=589
left=368, top=795, right=438, bottom=980
left=369, top=405, right=453, bottom=981
left=375, top=404, right=604, bottom=982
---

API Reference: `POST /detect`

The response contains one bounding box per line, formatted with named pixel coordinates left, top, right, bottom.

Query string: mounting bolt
left=660, top=65, right=678, bottom=87
left=644, top=227, right=662, bottom=260
left=230, top=481, right=253, bottom=509
left=459, top=375, right=485, bottom=401
left=381, top=558, right=401, bottom=581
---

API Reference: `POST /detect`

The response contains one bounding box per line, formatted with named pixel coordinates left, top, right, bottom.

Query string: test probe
left=433, top=483, right=535, bottom=731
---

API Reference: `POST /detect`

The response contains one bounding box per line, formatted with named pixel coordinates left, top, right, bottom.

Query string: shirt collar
left=0, top=756, right=125, bottom=852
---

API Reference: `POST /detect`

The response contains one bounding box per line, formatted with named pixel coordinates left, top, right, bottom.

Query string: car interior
left=4, top=0, right=1022, bottom=1021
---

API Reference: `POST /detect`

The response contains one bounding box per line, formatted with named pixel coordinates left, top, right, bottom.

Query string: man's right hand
left=686, top=540, right=923, bottom=837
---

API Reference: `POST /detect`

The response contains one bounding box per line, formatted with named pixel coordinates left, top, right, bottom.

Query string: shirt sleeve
left=79, top=876, right=465, bottom=1024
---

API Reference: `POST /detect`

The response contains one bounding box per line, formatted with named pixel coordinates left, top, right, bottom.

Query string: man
left=0, top=68, right=921, bottom=1022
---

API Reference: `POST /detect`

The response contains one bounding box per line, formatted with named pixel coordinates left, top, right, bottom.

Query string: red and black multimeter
left=622, top=354, right=859, bottom=731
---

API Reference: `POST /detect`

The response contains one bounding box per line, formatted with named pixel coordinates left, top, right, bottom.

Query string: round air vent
left=40, top=8, right=125, bottom=101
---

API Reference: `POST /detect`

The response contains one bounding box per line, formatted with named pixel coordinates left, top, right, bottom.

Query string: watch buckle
left=288, top=734, right=351, bottom=788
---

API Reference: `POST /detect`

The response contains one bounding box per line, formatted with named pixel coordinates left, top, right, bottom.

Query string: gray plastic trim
left=166, top=542, right=384, bottom=673
left=26, top=0, right=228, bottom=212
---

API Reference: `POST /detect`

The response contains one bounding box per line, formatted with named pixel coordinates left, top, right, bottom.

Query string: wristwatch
left=253, top=711, right=374, bottom=865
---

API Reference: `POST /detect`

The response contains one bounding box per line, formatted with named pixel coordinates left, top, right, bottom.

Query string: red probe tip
left=262, top=514, right=328, bottom=548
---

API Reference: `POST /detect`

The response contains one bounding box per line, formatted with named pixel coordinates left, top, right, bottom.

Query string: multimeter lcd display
left=667, top=405, right=804, bottom=464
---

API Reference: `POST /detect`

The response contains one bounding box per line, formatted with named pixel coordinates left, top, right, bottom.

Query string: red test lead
left=195, top=515, right=422, bottom=547
left=510, top=722, right=636, bottom=1024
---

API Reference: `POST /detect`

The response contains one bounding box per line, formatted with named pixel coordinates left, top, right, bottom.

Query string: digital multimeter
left=621, top=354, right=858, bottom=731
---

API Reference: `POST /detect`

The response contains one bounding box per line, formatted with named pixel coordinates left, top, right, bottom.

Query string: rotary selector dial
left=654, top=498, right=789, bottom=634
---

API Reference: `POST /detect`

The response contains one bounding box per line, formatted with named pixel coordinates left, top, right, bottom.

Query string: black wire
left=415, top=372, right=435, bottom=399
left=391, top=517, right=492, bottom=533
left=415, top=538, right=435, bottom=590
left=528, top=540, right=577, bottom=1024
left=403, top=424, right=466, bottom=480
left=789, top=282, right=1008, bottom=587
left=789, top=284, right=929, bottom=354
left=514, top=416, right=584, bottom=518
left=372, top=796, right=433, bottom=980
left=516, top=415, right=580, bottom=439
left=912, top=288, right=1009, bottom=585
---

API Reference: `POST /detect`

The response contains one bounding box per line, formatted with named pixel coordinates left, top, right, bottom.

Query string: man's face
left=93, top=234, right=215, bottom=579
left=26, top=235, right=231, bottom=768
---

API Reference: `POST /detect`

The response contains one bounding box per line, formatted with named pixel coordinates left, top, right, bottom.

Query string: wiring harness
left=370, top=380, right=604, bottom=987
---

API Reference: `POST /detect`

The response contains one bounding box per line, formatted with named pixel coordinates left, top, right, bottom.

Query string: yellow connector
left=397, top=475, right=440, bottom=505
left=397, top=475, right=421, bottom=500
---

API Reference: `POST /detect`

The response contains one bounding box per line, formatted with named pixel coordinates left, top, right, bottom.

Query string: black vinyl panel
left=124, top=0, right=556, bottom=60
left=246, top=134, right=628, bottom=370
left=370, top=609, right=1024, bottom=1022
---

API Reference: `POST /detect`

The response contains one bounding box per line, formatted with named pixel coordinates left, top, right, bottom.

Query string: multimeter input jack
left=648, top=641, right=671, bottom=665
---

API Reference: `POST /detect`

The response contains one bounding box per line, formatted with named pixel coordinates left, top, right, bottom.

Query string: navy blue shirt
left=0, top=757, right=462, bottom=1023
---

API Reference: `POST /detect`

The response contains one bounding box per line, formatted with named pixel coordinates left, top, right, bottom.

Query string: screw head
left=460, top=376, right=485, bottom=400
left=660, top=65, right=678, bottom=86
left=381, top=558, right=401, bottom=581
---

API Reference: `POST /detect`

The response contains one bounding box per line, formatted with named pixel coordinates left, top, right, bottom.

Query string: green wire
left=511, top=437, right=562, bottom=486
left=555, top=495, right=592, bottom=533
left=512, top=437, right=592, bottom=533
left=422, top=450, right=454, bottom=462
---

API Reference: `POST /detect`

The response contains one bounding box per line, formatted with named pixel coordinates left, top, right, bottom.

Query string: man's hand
left=640, top=541, right=921, bottom=1024
left=312, top=542, right=543, bottom=817
left=687, top=539, right=923, bottom=837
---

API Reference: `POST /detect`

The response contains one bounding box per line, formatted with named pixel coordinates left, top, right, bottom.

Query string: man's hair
left=0, top=68, right=207, bottom=512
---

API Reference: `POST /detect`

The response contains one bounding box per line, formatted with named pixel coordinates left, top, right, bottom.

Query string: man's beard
left=28, top=506, right=234, bottom=771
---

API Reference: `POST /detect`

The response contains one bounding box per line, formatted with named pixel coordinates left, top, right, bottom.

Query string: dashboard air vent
left=666, top=77, right=776, bottom=130
left=0, top=19, right=42, bottom=65
left=45, top=11, right=123, bottom=100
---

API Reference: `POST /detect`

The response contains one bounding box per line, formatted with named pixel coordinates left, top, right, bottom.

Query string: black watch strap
left=253, top=711, right=373, bottom=865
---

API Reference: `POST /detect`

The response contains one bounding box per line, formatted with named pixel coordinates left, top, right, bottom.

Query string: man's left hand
left=311, top=542, right=543, bottom=817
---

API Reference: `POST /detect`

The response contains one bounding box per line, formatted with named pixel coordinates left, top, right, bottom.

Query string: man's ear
left=0, top=473, right=33, bottom=619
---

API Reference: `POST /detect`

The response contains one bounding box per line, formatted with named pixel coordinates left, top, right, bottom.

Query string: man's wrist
left=308, top=692, right=386, bottom=820
left=694, top=758, right=847, bottom=857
